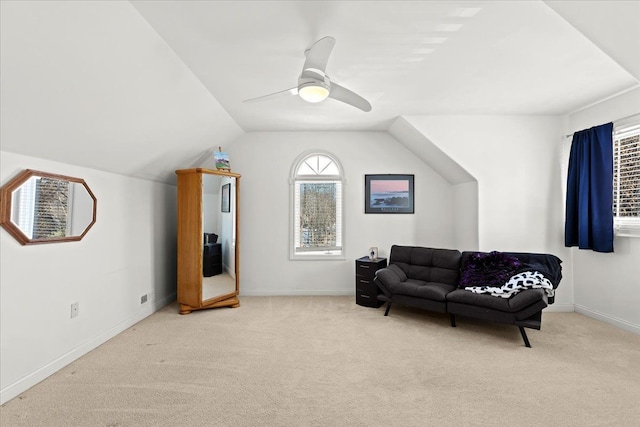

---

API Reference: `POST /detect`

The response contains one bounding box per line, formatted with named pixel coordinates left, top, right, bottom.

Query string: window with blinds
left=613, top=121, right=640, bottom=235
left=291, top=153, right=344, bottom=258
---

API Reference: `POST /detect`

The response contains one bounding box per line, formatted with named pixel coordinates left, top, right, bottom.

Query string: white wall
left=402, top=115, right=573, bottom=310
left=567, top=88, right=640, bottom=334
left=0, top=152, right=177, bottom=404
left=203, top=191, right=219, bottom=235
left=227, top=131, right=455, bottom=295
left=453, top=181, right=479, bottom=250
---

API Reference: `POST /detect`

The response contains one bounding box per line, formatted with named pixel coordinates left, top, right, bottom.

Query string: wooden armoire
left=175, top=168, right=240, bottom=314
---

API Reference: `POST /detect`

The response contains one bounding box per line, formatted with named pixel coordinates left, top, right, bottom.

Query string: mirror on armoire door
left=201, top=173, right=237, bottom=302
left=176, top=168, right=240, bottom=314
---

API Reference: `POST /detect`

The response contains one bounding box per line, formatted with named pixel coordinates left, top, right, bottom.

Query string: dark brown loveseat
left=373, top=245, right=562, bottom=347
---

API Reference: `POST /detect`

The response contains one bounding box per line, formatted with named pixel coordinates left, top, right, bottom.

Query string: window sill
left=614, top=222, right=640, bottom=238
left=615, top=229, right=640, bottom=238
left=290, top=252, right=346, bottom=261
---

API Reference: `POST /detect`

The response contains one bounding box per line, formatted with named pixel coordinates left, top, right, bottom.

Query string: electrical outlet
left=70, top=302, right=79, bottom=318
left=140, top=294, right=148, bottom=304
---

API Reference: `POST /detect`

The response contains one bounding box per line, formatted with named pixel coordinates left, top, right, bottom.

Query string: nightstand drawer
left=355, top=258, right=387, bottom=279
left=356, top=279, right=377, bottom=295
left=355, top=262, right=376, bottom=279
left=355, top=276, right=375, bottom=287
left=356, top=292, right=380, bottom=308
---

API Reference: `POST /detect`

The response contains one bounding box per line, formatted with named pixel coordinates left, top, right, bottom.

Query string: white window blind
left=294, top=181, right=342, bottom=252
left=11, top=176, right=70, bottom=239
left=613, top=121, right=640, bottom=235
left=291, top=153, right=344, bottom=258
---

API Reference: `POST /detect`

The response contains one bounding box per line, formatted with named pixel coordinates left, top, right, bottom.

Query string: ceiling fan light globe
left=298, top=83, right=329, bottom=103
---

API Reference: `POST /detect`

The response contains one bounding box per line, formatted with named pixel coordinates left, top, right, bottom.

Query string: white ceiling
left=1, top=1, right=638, bottom=184
left=131, top=0, right=640, bottom=132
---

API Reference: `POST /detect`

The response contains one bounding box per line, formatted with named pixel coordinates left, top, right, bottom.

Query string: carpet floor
left=2, top=296, right=639, bottom=426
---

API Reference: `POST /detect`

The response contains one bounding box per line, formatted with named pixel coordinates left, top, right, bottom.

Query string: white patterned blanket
left=465, top=271, right=554, bottom=299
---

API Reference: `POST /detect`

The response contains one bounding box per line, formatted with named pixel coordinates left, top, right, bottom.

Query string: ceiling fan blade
left=243, top=87, right=298, bottom=103
left=328, top=83, right=372, bottom=112
left=303, top=36, right=336, bottom=73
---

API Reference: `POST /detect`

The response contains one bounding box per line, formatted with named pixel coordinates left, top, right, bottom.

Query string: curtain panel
left=564, top=122, right=614, bottom=253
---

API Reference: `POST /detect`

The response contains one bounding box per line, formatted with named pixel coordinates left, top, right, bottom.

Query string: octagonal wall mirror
left=0, top=169, right=97, bottom=245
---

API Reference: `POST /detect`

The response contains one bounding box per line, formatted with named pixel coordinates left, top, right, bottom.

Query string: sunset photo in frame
left=365, top=174, right=414, bottom=214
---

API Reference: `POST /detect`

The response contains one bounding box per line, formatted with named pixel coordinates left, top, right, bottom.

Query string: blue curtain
left=564, top=122, right=614, bottom=252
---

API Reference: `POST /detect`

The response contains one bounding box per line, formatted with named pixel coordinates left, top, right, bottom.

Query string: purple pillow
left=459, top=251, right=521, bottom=288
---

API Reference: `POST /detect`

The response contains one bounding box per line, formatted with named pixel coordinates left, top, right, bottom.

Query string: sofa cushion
left=393, top=279, right=456, bottom=302
left=387, top=264, right=407, bottom=281
left=389, top=245, right=461, bottom=286
left=459, top=251, right=521, bottom=288
left=446, top=288, right=547, bottom=313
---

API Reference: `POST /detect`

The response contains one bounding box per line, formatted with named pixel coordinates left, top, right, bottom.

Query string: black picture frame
left=221, top=183, right=230, bottom=213
left=365, top=174, right=414, bottom=214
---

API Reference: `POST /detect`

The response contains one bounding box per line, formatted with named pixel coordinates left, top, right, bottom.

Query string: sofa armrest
left=374, top=264, right=406, bottom=298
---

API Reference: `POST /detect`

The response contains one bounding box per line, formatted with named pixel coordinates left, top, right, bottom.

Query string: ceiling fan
left=243, top=36, right=372, bottom=112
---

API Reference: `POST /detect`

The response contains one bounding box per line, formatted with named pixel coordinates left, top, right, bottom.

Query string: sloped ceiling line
left=388, top=117, right=476, bottom=185
left=543, top=0, right=640, bottom=83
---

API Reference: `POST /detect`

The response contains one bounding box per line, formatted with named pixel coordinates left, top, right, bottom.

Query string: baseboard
left=544, top=303, right=574, bottom=313
left=240, top=289, right=353, bottom=296
left=0, top=293, right=176, bottom=405
left=224, top=265, right=235, bottom=280
left=574, top=304, right=640, bottom=336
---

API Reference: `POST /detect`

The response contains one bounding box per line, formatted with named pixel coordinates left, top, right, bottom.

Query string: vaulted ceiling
left=131, top=0, right=640, bottom=131
left=1, top=1, right=638, bottom=183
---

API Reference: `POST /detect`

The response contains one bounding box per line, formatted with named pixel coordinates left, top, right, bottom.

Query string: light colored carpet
left=2, top=296, right=639, bottom=426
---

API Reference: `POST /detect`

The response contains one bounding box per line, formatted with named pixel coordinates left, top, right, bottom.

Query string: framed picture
left=369, top=247, right=378, bottom=260
left=365, top=174, right=414, bottom=214
left=221, top=183, right=230, bottom=213
left=214, top=150, right=231, bottom=170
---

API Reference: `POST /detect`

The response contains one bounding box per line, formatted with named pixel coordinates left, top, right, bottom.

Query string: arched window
left=290, top=151, right=344, bottom=259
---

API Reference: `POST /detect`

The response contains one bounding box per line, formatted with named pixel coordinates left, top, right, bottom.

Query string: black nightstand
left=203, top=243, right=222, bottom=277
left=355, top=257, right=387, bottom=307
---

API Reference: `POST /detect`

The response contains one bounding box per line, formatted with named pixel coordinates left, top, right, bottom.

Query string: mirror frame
left=0, top=169, right=97, bottom=245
